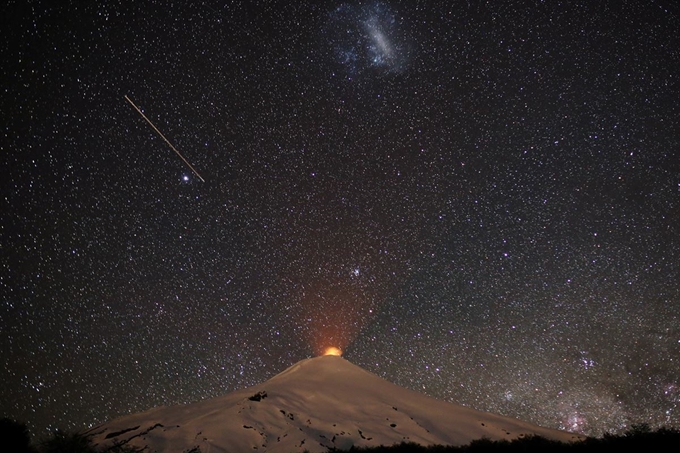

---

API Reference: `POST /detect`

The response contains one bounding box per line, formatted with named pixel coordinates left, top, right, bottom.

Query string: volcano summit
left=86, top=356, right=583, bottom=452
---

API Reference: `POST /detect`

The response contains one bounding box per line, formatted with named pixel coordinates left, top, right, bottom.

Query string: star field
left=1, top=0, right=679, bottom=440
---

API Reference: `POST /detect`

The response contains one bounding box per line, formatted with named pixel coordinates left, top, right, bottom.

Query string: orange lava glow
left=300, top=281, right=374, bottom=357
left=322, top=346, right=343, bottom=356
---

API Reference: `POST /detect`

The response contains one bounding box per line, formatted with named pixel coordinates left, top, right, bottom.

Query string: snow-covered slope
left=86, top=356, right=583, bottom=452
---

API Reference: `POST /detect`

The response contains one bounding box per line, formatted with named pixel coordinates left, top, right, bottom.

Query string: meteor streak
left=124, top=95, right=205, bottom=182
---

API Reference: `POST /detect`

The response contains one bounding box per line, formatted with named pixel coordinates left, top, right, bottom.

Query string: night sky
left=2, top=0, right=680, bottom=440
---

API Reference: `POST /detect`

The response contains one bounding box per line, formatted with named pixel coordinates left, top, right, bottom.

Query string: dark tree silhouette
left=0, top=418, right=34, bottom=453
left=39, top=431, right=95, bottom=453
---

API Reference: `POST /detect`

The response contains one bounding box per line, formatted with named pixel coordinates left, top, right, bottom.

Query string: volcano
left=86, top=356, right=583, bottom=452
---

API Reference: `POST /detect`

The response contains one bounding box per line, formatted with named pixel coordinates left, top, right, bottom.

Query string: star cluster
left=1, top=0, right=679, bottom=440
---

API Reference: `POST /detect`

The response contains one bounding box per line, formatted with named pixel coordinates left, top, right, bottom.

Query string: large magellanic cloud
left=324, top=2, right=410, bottom=78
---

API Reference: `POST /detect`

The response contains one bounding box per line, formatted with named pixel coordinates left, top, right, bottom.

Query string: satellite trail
left=124, top=95, right=205, bottom=182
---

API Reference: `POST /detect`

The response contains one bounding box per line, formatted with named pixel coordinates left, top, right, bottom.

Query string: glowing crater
left=322, top=346, right=343, bottom=356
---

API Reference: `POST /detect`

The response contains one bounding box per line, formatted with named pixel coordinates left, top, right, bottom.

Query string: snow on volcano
left=86, top=355, right=584, bottom=452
